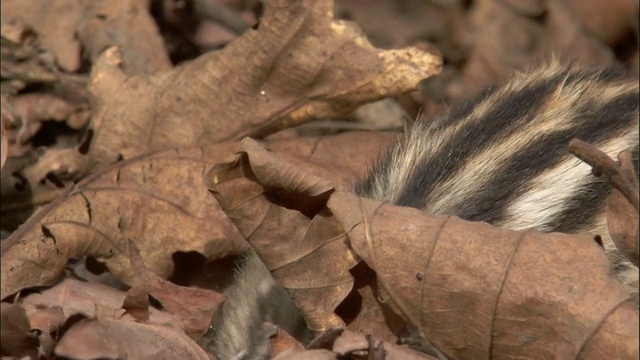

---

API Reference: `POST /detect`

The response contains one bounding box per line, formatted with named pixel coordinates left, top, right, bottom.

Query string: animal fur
left=207, top=63, right=640, bottom=359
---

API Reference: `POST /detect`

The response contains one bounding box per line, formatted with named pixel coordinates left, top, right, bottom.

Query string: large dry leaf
left=87, top=0, right=440, bottom=167
left=206, top=138, right=638, bottom=359
left=334, top=192, right=637, bottom=359
left=1, top=132, right=393, bottom=299
left=1, top=144, right=244, bottom=299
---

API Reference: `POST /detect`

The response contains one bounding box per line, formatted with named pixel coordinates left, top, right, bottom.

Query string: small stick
left=568, top=138, right=639, bottom=211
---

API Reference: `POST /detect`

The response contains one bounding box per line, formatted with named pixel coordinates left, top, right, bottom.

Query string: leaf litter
left=0, top=0, right=638, bottom=358
left=206, top=138, right=638, bottom=359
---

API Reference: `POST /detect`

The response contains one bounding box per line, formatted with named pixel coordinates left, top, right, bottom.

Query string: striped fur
left=211, top=63, right=639, bottom=359
left=356, top=63, right=639, bottom=297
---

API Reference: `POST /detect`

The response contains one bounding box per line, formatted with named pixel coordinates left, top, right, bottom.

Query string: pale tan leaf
left=87, top=0, right=439, bottom=166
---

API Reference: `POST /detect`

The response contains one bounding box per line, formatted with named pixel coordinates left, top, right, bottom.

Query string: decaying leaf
left=335, top=192, right=637, bottom=359
left=21, top=147, right=89, bottom=191
left=1, top=0, right=84, bottom=73
left=54, top=317, right=209, bottom=359
left=122, top=286, right=151, bottom=322
left=124, top=238, right=225, bottom=339
left=1, top=131, right=393, bottom=300
left=1, top=0, right=170, bottom=74
left=1, top=143, right=245, bottom=299
left=9, top=93, right=79, bottom=144
left=449, top=0, right=616, bottom=98
left=270, top=324, right=307, bottom=358
left=207, top=138, right=638, bottom=360
left=0, top=302, right=39, bottom=357
left=566, top=0, right=639, bottom=45
left=206, top=137, right=360, bottom=332
left=87, top=0, right=439, bottom=167
left=331, top=329, right=438, bottom=360
left=76, top=0, right=172, bottom=74
left=21, top=278, right=182, bottom=330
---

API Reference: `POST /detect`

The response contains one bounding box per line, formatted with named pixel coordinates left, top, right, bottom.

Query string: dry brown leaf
left=0, top=19, right=88, bottom=98
left=449, top=0, right=615, bottom=98
left=22, top=147, right=88, bottom=187
left=332, top=329, right=438, bottom=360
left=273, top=348, right=337, bottom=360
left=77, top=0, right=172, bottom=74
left=122, top=286, right=151, bottom=322
left=87, top=0, right=439, bottom=167
left=1, top=0, right=170, bottom=74
left=124, top=238, right=225, bottom=339
left=334, top=1, right=449, bottom=49
left=333, top=191, right=638, bottom=359
left=54, top=317, right=209, bottom=359
left=9, top=93, right=78, bottom=144
left=565, top=0, right=639, bottom=45
left=206, top=137, right=359, bottom=332
left=207, top=138, right=638, bottom=359
left=0, top=302, right=39, bottom=357
left=1, top=147, right=83, bottom=233
left=26, top=306, right=65, bottom=334
left=1, top=0, right=84, bottom=72
left=1, top=132, right=393, bottom=299
left=270, top=324, right=307, bottom=358
left=338, top=265, right=407, bottom=344
left=21, top=278, right=182, bottom=331
left=1, top=143, right=245, bottom=299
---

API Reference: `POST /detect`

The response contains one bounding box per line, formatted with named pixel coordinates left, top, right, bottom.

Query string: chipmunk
left=204, top=62, right=640, bottom=359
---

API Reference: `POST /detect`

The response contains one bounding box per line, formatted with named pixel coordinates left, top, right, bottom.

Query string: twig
left=568, top=138, right=639, bottom=211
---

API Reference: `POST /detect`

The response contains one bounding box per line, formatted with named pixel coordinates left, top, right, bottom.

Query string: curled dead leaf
left=333, top=191, right=637, bottom=359
left=122, top=286, right=150, bottom=323
left=206, top=137, right=359, bottom=333
left=124, top=238, right=225, bottom=339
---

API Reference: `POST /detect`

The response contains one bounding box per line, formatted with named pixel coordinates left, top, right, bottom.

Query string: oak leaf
left=87, top=0, right=439, bottom=167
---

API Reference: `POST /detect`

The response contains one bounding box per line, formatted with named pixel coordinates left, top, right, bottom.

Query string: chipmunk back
left=206, top=63, right=640, bottom=359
